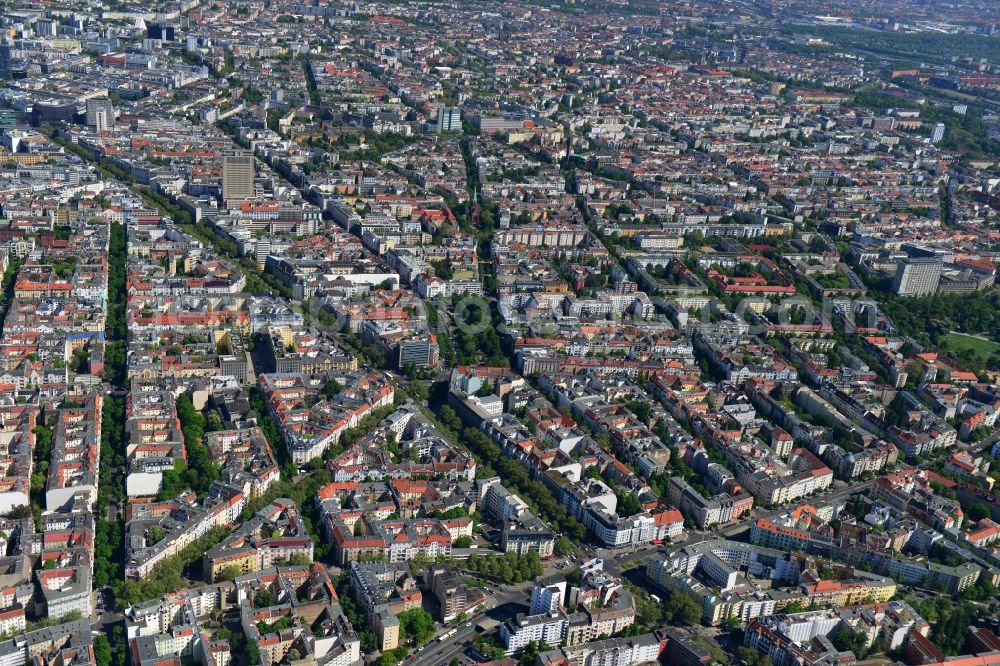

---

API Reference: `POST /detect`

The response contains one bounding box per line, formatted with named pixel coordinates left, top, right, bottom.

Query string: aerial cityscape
left=0, top=1, right=999, bottom=666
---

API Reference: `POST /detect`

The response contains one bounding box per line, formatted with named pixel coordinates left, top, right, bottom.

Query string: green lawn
left=940, top=332, right=1000, bottom=360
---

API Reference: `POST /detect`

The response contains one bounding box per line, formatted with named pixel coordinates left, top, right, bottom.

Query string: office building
left=436, top=106, right=461, bottom=133
left=892, top=257, right=942, bottom=297
left=0, top=43, right=11, bottom=81
left=222, top=151, right=254, bottom=202
left=30, top=100, right=77, bottom=127
left=35, top=19, right=58, bottom=37
left=397, top=338, right=437, bottom=369
left=148, top=24, right=175, bottom=41
left=85, top=98, right=114, bottom=131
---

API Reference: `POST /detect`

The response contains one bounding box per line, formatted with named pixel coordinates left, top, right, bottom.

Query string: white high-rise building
left=530, top=582, right=565, bottom=615
left=86, top=98, right=115, bottom=130
left=500, top=613, right=568, bottom=654
left=222, top=151, right=254, bottom=202
left=892, top=257, right=942, bottom=297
